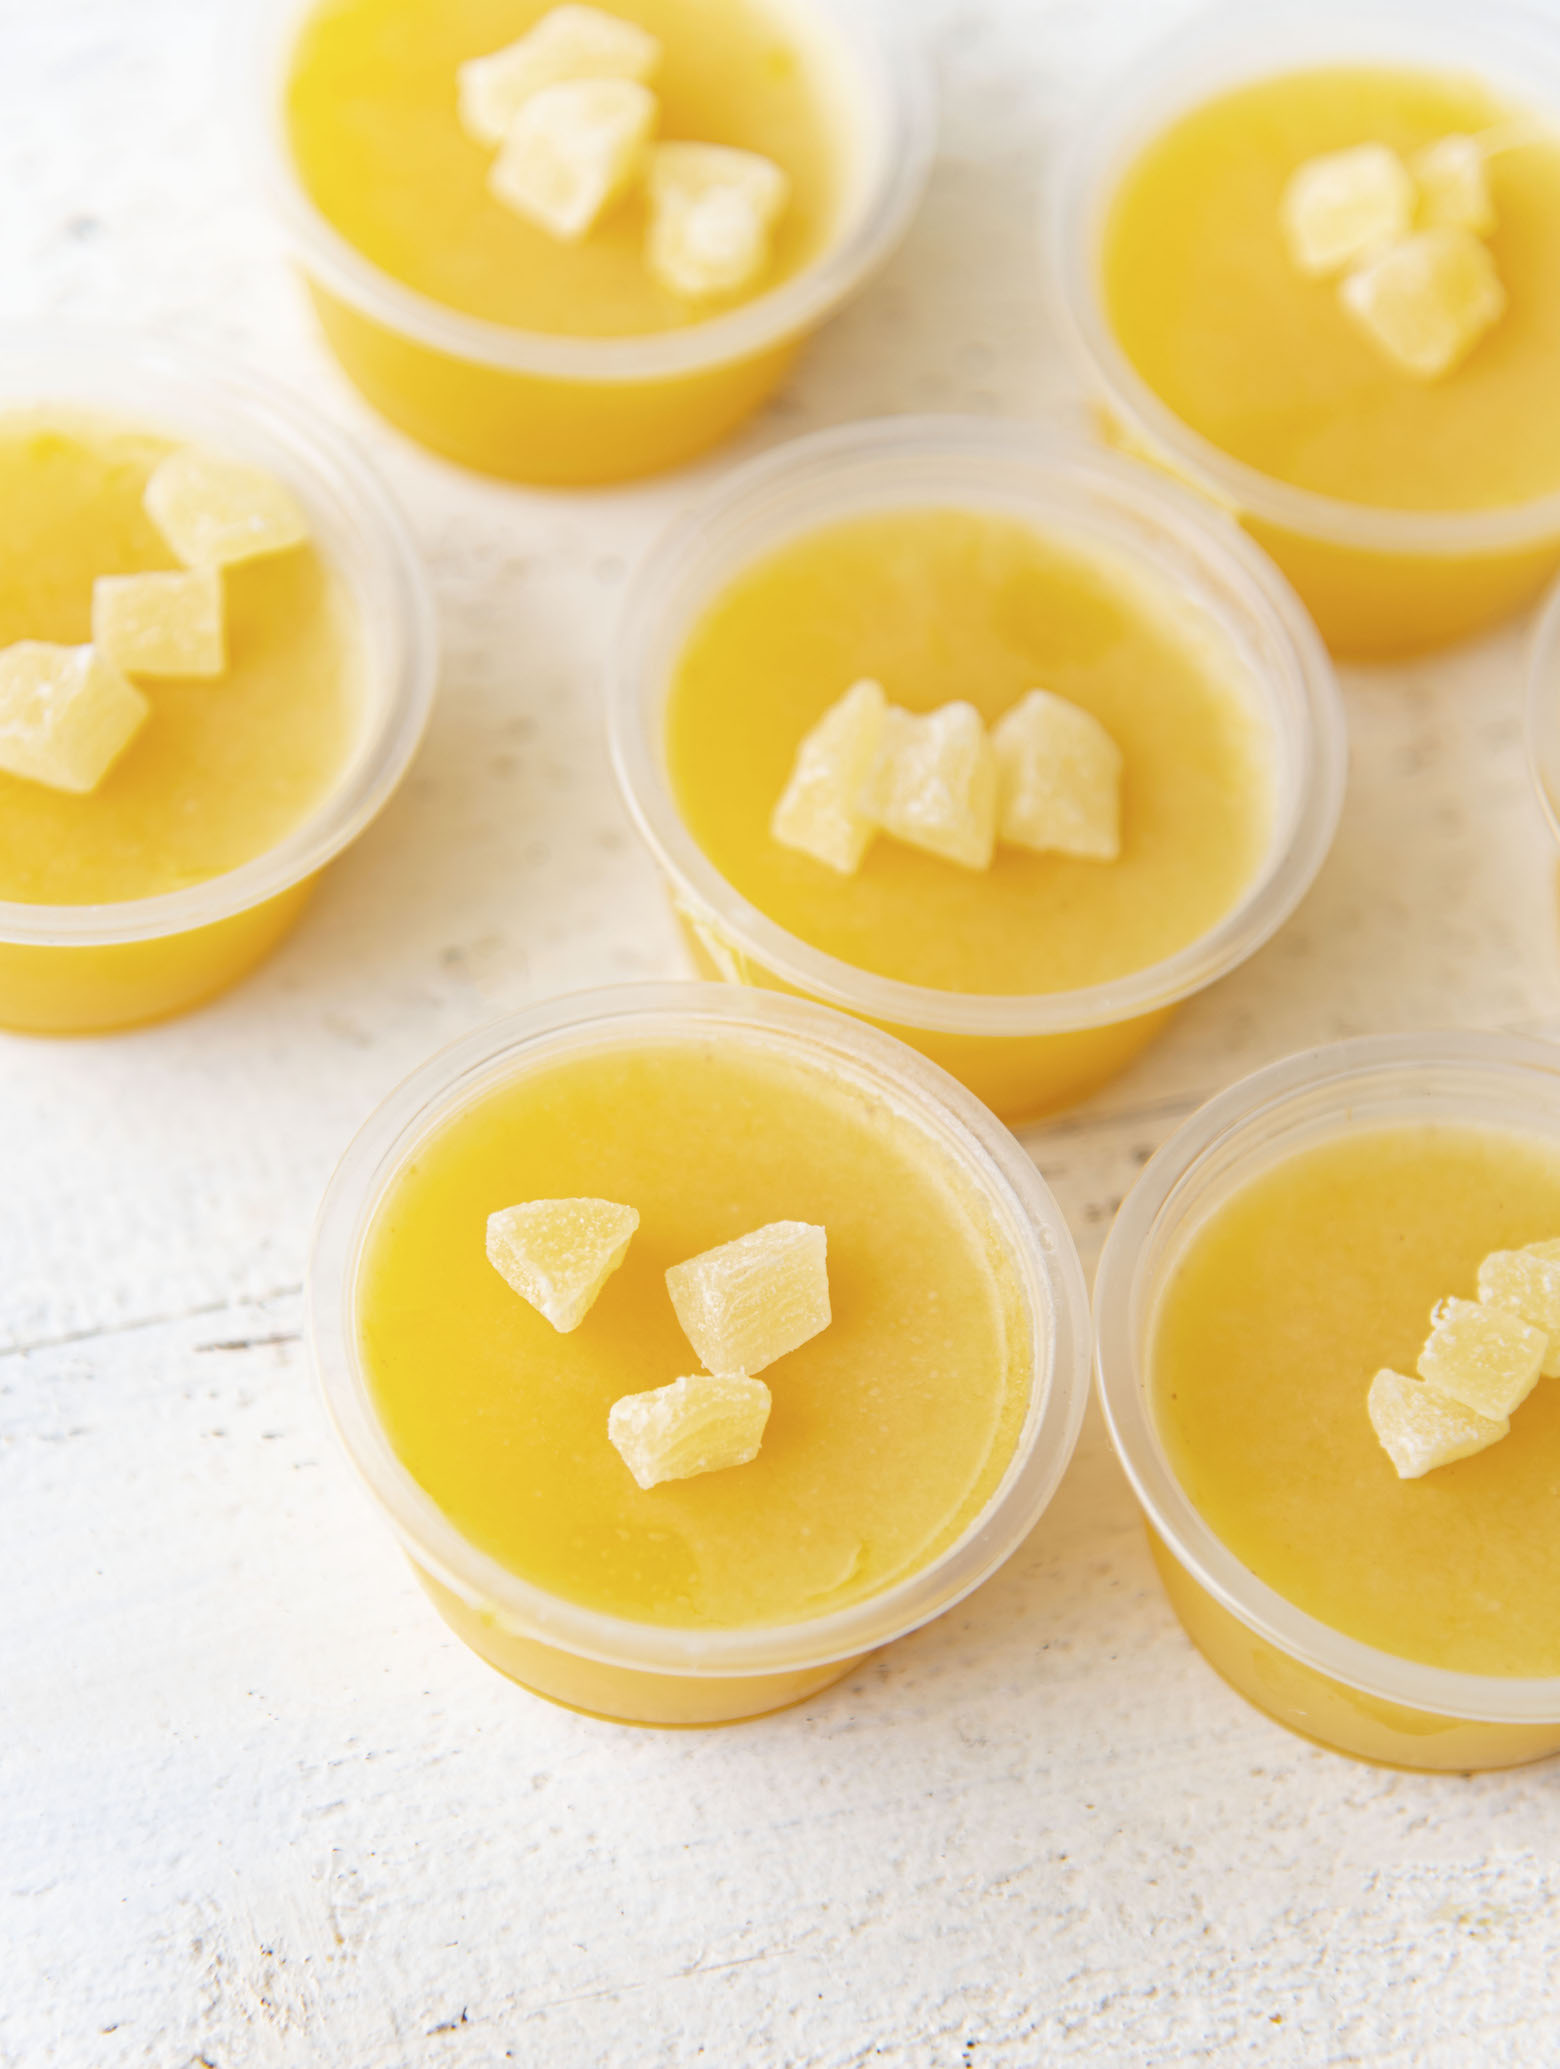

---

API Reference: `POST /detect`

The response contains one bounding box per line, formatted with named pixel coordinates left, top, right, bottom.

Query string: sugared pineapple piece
left=1340, top=226, right=1506, bottom=380
left=486, top=1196, right=640, bottom=1333
left=666, top=1220, right=829, bottom=1376
left=1416, top=1295, right=1545, bottom=1421
left=489, top=77, right=656, bottom=242
left=92, top=569, right=225, bottom=681
left=1412, top=134, right=1496, bottom=236
left=1367, top=1368, right=1508, bottom=1480
left=607, top=1371, right=771, bottom=1490
left=869, top=702, right=997, bottom=871
left=145, top=448, right=309, bottom=569
left=1479, top=1248, right=1560, bottom=1378
left=770, top=677, right=887, bottom=874
left=1280, top=143, right=1415, bottom=277
left=646, top=142, right=791, bottom=299
left=991, top=689, right=1123, bottom=862
left=458, top=5, right=660, bottom=151
left=0, top=642, right=148, bottom=794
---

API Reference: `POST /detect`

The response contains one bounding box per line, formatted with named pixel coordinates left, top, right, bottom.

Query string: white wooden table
left=5, top=3, right=1560, bottom=2062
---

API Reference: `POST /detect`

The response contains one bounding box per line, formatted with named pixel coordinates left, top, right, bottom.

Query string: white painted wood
left=4, top=1, right=1560, bottom=2062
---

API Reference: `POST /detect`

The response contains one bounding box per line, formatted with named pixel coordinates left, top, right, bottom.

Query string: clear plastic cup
left=252, top=0, right=934, bottom=485
left=1094, top=1030, right=1560, bottom=1771
left=1050, top=0, right=1560, bottom=661
left=607, top=416, right=1346, bottom=1125
left=0, top=331, right=438, bottom=1036
left=1526, top=572, right=1560, bottom=845
left=308, top=981, right=1091, bottom=1726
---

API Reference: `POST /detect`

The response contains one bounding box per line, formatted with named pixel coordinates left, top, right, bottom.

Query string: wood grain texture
left=4, top=1, right=1560, bottom=2063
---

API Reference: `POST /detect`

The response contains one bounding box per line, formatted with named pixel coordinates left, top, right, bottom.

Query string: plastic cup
left=253, top=0, right=933, bottom=485
left=1526, top=572, right=1560, bottom=847
left=1094, top=1030, right=1560, bottom=1772
left=308, top=981, right=1091, bottom=1727
left=608, top=415, right=1346, bottom=1126
left=0, top=331, right=438, bottom=1036
left=1050, top=0, right=1560, bottom=661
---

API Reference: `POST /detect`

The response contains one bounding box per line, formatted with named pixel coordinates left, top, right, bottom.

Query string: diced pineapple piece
left=91, top=569, right=225, bottom=681
left=0, top=642, right=148, bottom=795
left=1367, top=1368, right=1508, bottom=1480
left=489, top=77, right=656, bottom=242
left=486, top=1196, right=640, bottom=1333
left=1412, top=134, right=1495, bottom=236
left=1523, top=1236, right=1560, bottom=1264
left=1478, top=1249, right=1560, bottom=1379
left=646, top=142, right=791, bottom=299
left=144, top=448, right=309, bottom=570
left=1416, top=1294, right=1545, bottom=1421
left=770, top=678, right=887, bottom=875
left=457, top=5, right=660, bottom=150
left=665, top=1220, right=829, bottom=1376
left=1280, top=143, right=1415, bottom=278
left=608, top=1371, right=771, bottom=1490
left=1340, top=226, right=1506, bottom=380
left=991, top=689, right=1123, bottom=862
left=869, top=702, right=998, bottom=871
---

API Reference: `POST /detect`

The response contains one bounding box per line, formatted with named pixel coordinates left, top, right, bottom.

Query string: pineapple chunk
left=1479, top=1249, right=1560, bottom=1378
left=0, top=642, right=147, bottom=794
left=145, top=448, right=309, bottom=570
left=92, top=569, right=225, bottom=681
left=646, top=142, right=791, bottom=299
left=1340, top=226, right=1506, bottom=380
left=1280, top=143, right=1415, bottom=278
left=770, top=678, right=887, bottom=875
left=458, top=5, right=660, bottom=151
left=665, top=1220, right=829, bottom=1376
left=991, top=689, right=1123, bottom=862
left=1417, top=1294, right=1545, bottom=1421
left=607, top=1371, right=771, bottom=1490
left=869, top=702, right=998, bottom=871
left=1367, top=1368, right=1508, bottom=1480
left=489, top=77, right=656, bottom=242
left=1412, top=134, right=1495, bottom=236
left=486, top=1196, right=640, bottom=1333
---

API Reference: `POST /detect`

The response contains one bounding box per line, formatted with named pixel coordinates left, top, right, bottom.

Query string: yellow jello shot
left=260, top=0, right=931, bottom=483
left=308, top=984, right=1091, bottom=1726
left=1053, top=0, right=1560, bottom=658
left=1095, top=1031, right=1560, bottom=1772
left=609, top=419, right=1344, bottom=1123
left=0, top=335, right=435, bottom=1035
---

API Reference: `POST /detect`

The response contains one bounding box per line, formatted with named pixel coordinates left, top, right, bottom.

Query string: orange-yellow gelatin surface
left=667, top=508, right=1271, bottom=997
left=1154, top=1122, right=1560, bottom=1680
left=358, top=1033, right=1029, bottom=1629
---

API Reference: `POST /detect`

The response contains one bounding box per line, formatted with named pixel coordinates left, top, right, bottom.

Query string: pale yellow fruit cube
left=1412, top=134, right=1495, bottom=236
left=869, top=702, right=998, bottom=871
left=1340, top=226, right=1506, bottom=380
left=1416, top=1294, right=1545, bottom=1421
left=1523, top=1236, right=1560, bottom=1264
left=607, top=1371, right=771, bottom=1490
left=145, top=448, right=309, bottom=570
left=1280, top=142, right=1415, bottom=277
left=0, top=642, right=148, bottom=795
left=991, top=688, right=1123, bottom=862
left=486, top=1196, right=640, bottom=1333
left=458, top=5, right=660, bottom=150
left=1367, top=1368, right=1508, bottom=1480
left=646, top=142, right=791, bottom=299
left=665, top=1220, right=829, bottom=1376
left=770, top=678, right=887, bottom=874
left=92, top=569, right=225, bottom=681
left=489, top=77, right=656, bottom=242
left=1478, top=1249, right=1560, bottom=1377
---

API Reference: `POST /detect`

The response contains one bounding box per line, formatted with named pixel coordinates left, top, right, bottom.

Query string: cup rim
left=1048, top=0, right=1560, bottom=556
left=606, top=413, right=1346, bottom=1039
left=1525, top=573, right=1560, bottom=842
left=1093, top=1028, right=1560, bottom=1726
left=0, top=328, right=439, bottom=949
left=248, top=0, right=936, bottom=384
left=307, top=980, right=1094, bottom=1679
